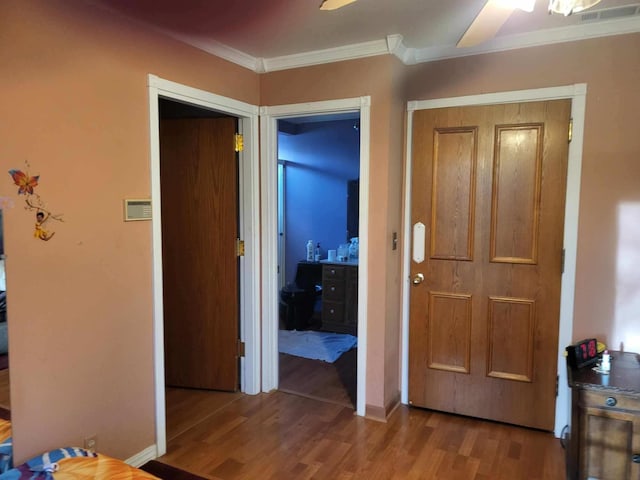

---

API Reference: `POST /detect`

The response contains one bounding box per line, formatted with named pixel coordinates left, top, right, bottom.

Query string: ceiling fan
left=319, top=0, right=357, bottom=11
left=457, top=0, right=603, bottom=48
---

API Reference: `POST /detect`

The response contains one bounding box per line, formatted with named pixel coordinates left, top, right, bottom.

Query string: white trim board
left=170, top=17, right=640, bottom=72
left=147, top=74, right=261, bottom=456
left=125, top=445, right=158, bottom=468
left=260, top=96, right=371, bottom=417
left=401, top=84, right=586, bottom=438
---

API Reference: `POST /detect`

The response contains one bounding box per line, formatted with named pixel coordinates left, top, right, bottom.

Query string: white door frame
left=401, top=84, right=587, bottom=437
left=147, top=75, right=262, bottom=456
left=260, top=97, right=371, bottom=416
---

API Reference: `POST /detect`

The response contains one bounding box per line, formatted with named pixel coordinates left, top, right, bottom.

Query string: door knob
left=633, top=454, right=640, bottom=464
left=412, top=273, right=424, bottom=285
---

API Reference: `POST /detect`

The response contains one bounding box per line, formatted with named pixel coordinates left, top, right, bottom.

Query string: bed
left=0, top=447, right=160, bottom=479
left=0, top=417, right=160, bottom=479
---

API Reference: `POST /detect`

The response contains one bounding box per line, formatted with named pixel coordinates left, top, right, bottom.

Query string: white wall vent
left=581, top=4, right=640, bottom=22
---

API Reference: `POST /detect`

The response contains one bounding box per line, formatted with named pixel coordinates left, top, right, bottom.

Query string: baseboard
left=125, top=444, right=158, bottom=467
left=365, top=391, right=401, bottom=423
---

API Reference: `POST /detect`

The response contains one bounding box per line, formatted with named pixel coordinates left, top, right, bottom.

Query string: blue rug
left=278, top=330, right=357, bottom=363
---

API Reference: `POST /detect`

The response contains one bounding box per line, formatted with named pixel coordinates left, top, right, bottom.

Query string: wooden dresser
left=566, top=350, right=640, bottom=480
left=320, top=262, right=357, bottom=336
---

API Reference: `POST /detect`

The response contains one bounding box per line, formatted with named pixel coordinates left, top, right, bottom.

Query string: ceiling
left=87, top=0, right=640, bottom=71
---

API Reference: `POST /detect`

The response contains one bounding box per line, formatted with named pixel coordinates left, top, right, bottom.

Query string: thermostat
left=124, top=199, right=152, bottom=221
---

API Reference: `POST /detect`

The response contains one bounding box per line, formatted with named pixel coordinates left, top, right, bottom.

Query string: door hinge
left=236, top=238, right=245, bottom=257
left=237, top=340, right=245, bottom=358
left=556, top=375, right=559, bottom=397
left=568, top=118, right=573, bottom=143
left=561, top=248, right=566, bottom=274
left=234, top=133, right=244, bottom=152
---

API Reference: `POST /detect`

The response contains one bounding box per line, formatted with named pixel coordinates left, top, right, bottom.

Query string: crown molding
left=261, top=37, right=392, bottom=72
left=169, top=32, right=262, bottom=72
left=409, top=15, right=640, bottom=64
left=170, top=17, right=640, bottom=73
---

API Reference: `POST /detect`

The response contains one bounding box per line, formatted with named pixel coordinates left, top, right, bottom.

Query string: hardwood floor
left=159, top=389, right=566, bottom=480
left=278, top=349, right=356, bottom=408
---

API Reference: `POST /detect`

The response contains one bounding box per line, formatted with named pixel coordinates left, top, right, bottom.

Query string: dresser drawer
left=323, top=279, right=345, bottom=300
left=322, top=301, right=345, bottom=322
left=581, top=390, right=640, bottom=412
left=323, top=265, right=346, bottom=280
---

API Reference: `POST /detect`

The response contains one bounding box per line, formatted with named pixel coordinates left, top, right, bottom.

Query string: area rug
left=139, top=460, right=208, bottom=480
left=278, top=329, right=357, bottom=363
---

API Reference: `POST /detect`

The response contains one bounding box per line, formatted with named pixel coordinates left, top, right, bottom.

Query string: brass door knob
left=412, top=273, right=424, bottom=285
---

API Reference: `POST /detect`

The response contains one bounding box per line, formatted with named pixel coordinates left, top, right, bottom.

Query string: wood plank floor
left=159, top=389, right=566, bottom=480
left=278, top=349, right=356, bottom=408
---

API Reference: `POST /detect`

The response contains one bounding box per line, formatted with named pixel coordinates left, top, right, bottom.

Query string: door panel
left=160, top=117, right=239, bottom=392
left=409, top=100, right=571, bottom=430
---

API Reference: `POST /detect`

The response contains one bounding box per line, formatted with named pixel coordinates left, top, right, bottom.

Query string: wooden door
left=408, top=100, right=571, bottom=430
left=160, top=117, right=239, bottom=392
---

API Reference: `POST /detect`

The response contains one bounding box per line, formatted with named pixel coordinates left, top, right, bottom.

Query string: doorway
left=276, top=114, right=361, bottom=408
left=401, top=84, right=588, bottom=436
left=408, top=99, right=571, bottom=430
left=148, top=75, right=261, bottom=457
left=260, top=96, right=371, bottom=416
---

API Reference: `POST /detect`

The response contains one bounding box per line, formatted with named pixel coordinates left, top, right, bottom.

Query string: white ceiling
left=87, top=0, right=640, bottom=71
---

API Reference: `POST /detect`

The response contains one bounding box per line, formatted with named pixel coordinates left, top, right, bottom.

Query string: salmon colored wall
left=0, top=0, right=258, bottom=462
left=404, top=33, right=640, bottom=353
left=261, top=56, right=406, bottom=413
left=3, top=0, right=638, bottom=463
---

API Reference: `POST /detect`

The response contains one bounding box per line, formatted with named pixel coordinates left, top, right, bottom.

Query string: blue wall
left=278, top=119, right=360, bottom=285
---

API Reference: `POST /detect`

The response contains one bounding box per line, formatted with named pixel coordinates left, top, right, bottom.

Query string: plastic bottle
left=314, top=243, right=321, bottom=262
left=306, top=240, right=314, bottom=262
left=601, top=350, right=611, bottom=373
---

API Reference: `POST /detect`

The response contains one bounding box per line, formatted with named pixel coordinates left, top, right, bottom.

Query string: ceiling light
left=319, top=0, right=357, bottom=11
left=548, top=0, right=602, bottom=15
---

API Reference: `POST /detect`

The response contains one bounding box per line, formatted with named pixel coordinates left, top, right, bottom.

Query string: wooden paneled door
left=160, top=117, right=239, bottom=392
left=408, top=101, right=571, bottom=430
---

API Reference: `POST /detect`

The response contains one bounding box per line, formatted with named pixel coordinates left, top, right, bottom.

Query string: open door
left=160, top=116, right=239, bottom=392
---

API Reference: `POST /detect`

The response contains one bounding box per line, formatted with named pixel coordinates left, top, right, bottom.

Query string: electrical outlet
left=84, top=435, right=97, bottom=453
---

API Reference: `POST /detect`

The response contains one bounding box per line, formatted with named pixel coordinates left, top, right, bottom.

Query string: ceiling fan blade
left=319, top=0, right=357, bottom=11
left=457, top=0, right=516, bottom=48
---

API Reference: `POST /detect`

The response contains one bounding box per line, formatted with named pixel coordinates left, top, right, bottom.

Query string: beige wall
left=404, top=33, right=640, bottom=352
left=0, top=0, right=259, bottom=462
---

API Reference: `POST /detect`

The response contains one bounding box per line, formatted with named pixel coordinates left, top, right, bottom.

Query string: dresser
left=320, top=262, right=358, bottom=336
left=566, top=351, right=640, bottom=480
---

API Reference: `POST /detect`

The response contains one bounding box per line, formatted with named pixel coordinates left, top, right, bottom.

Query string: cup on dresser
left=327, top=249, right=337, bottom=262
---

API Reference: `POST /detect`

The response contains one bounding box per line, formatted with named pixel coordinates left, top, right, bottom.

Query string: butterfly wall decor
left=8, top=163, right=64, bottom=242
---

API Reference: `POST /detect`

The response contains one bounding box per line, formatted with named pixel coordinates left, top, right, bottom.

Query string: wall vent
left=581, top=4, right=640, bottom=22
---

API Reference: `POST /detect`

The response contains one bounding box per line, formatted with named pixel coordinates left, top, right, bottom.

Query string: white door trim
left=147, top=74, right=261, bottom=456
left=401, top=84, right=587, bottom=437
left=260, top=97, right=371, bottom=416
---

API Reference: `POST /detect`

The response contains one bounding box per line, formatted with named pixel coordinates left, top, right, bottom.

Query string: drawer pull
left=605, top=397, right=617, bottom=407
left=633, top=454, right=640, bottom=464
left=331, top=286, right=335, bottom=291
left=330, top=269, right=336, bottom=275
